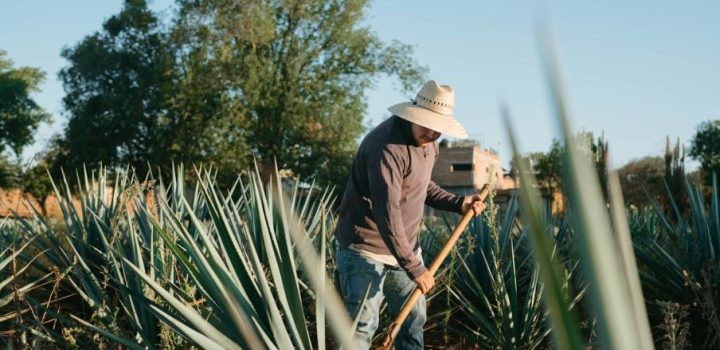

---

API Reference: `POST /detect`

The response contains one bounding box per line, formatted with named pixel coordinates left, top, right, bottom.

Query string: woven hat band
left=414, top=93, right=454, bottom=115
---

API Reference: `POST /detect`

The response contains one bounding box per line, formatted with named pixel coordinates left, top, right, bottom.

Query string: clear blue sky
left=2, top=0, right=719, bottom=169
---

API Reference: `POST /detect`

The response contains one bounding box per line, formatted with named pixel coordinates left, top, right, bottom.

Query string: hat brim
left=388, top=102, right=468, bottom=139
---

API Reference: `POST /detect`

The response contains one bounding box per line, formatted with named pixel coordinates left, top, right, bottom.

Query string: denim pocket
left=338, top=249, right=384, bottom=305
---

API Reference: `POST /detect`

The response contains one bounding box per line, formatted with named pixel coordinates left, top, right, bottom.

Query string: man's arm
left=367, top=146, right=427, bottom=279
left=427, top=181, right=489, bottom=217
left=425, top=180, right=464, bottom=213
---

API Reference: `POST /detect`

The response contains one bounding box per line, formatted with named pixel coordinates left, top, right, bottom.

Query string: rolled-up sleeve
left=426, top=180, right=464, bottom=213
left=366, top=146, right=427, bottom=279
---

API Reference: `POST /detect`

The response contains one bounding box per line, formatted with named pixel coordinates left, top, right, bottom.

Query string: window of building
left=451, top=163, right=473, bottom=172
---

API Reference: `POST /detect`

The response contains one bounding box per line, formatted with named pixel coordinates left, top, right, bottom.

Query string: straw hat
left=388, top=80, right=468, bottom=139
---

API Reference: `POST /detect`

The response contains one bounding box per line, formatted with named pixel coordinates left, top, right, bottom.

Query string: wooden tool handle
left=378, top=184, right=491, bottom=350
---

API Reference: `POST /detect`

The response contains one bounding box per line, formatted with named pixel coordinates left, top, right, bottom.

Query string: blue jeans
left=336, top=247, right=426, bottom=350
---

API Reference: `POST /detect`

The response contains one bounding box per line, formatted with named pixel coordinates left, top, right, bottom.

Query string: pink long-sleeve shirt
left=334, top=116, right=464, bottom=279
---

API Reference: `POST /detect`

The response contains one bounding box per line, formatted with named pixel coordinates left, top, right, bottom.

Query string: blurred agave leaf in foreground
left=540, top=35, right=654, bottom=349
left=504, top=107, right=584, bottom=350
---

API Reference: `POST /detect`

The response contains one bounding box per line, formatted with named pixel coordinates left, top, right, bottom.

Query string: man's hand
left=414, top=271, right=435, bottom=294
left=462, top=194, right=487, bottom=217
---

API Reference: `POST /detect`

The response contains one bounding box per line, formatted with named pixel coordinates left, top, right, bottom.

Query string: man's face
left=411, top=123, right=441, bottom=146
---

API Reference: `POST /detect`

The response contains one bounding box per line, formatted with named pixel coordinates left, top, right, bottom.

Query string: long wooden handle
left=378, top=184, right=491, bottom=350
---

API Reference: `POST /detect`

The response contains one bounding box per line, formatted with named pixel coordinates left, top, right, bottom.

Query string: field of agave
left=1, top=155, right=718, bottom=349
left=1, top=143, right=718, bottom=350
left=1, top=52, right=719, bottom=349
left=1, top=164, right=357, bottom=349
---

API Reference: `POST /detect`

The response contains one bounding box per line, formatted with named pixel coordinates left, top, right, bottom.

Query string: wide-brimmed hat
left=388, top=80, right=468, bottom=139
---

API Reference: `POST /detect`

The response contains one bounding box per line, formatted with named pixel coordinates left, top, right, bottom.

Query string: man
left=334, top=80, right=486, bottom=349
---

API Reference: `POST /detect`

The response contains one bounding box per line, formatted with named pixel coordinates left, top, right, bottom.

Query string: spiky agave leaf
left=633, top=176, right=720, bottom=347
left=445, top=193, right=582, bottom=349
left=116, top=164, right=355, bottom=349
left=503, top=105, right=584, bottom=350
left=539, top=34, right=653, bottom=349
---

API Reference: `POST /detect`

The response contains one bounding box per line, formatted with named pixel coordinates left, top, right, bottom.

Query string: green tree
left=0, top=157, right=22, bottom=188
left=0, top=50, right=51, bottom=187
left=58, top=0, right=426, bottom=190
left=170, top=0, right=425, bottom=187
left=58, top=0, right=175, bottom=174
left=616, top=137, right=689, bottom=211
left=617, top=156, right=665, bottom=208
left=522, top=133, right=609, bottom=200
left=530, top=139, right=563, bottom=191
left=689, top=119, right=720, bottom=186
left=0, top=50, right=50, bottom=157
left=21, top=136, right=65, bottom=203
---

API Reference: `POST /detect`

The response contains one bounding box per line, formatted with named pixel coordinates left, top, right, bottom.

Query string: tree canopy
left=57, top=1, right=178, bottom=174
left=57, top=0, right=426, bottom=189
left=512, top=132, right=609, bottom=200
left=0, top=50, right=50, bottom=188
left=617, top=156, right=665, bottom=208
left=0, top=50, right=50, bottom=158
left=689, top=119, right=720, bottom=185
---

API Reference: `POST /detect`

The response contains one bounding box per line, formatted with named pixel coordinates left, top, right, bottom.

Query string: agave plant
left=4, top=163, right=358, bottom=349
left=112, top=166, right=355, bottom=349
left=495, top=35, right=655, bottom=349
left=8, top=166, right=183, bottom=348
left=0, top=220, right=55, bottom=347
left=633, top=177, right=720, bottom=348
left=430, top=189, right=584, bottom=349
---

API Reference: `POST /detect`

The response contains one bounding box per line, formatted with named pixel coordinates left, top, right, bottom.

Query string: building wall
left=432, top=146, right=475, bottom=187
left=432, top=144, right=505, bottom=191
left=473, top=149, right=504, bottom=190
